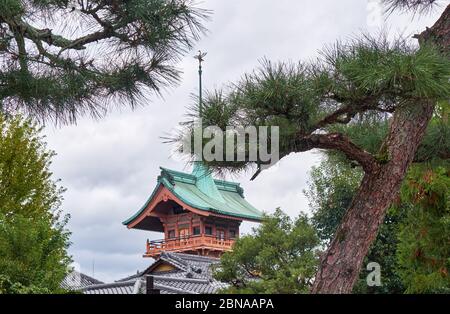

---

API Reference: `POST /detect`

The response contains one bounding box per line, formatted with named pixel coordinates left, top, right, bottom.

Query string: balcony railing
left=144, top=234, right=235, bottom=257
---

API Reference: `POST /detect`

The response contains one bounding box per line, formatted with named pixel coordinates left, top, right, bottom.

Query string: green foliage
left=0, top=0, right=209, bottom=123
left=305, top=155, right=363, bottom=242
left=396, top=165, right=450, bottom=293
left=231, top=60, right=315, bottom=131
left=328, top=39, right=449, bottom=101
left=213, top=209, right=319, bottom=294
left=0, top=115, right=63, bottom=217
left=416, top=115, right=450, bottom=163
left=0, top=212, right=71, bottom=293
left=330, top=114, right=389, bottom=156
left=0, top=0, right=24, bottom=16
left=0, top=114, right=71, bottom=293
left=0, top=275, right=51, bottom=294
left=329, top=113, right=449, bottom=164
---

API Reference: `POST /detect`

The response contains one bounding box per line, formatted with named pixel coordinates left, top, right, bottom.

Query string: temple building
left=123, top=162, right=263, bottom=258
left=63, top=164, right=263, bottom=294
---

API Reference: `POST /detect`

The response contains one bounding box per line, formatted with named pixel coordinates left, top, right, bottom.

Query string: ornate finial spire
left=194, top=50, right=207, bottom=115
left=191, top=50, right=223, bottom=202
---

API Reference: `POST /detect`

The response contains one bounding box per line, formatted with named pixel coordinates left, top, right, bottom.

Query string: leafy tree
left=306, top=155, right=406, bottom=294
left=0, top=275, right=51, bottom=293
left=175, top=1, right=449, bottom=292
left=213, top=209, right=319, bottom=294
left=0, top=0, right=208, bottom=123
left=305, top=155, right=363, bottom=243
left=351, top=206, right=407, bottom=294
left=0, top=114, right=71, bottom=293
left=396, top=164, right=449, bottom=293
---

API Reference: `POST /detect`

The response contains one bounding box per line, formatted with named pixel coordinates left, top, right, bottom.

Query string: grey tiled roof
left=83, top=280, right=136, bottom=294
left=61, top=270, right=103, bottom=290
left=81, top=252, right=228, bottom=294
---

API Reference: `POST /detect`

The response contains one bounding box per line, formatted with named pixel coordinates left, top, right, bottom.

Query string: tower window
left=179, top=228, right=189, bottom=238
left=216, top=229, right=225, bottom=240
left=229, top=230, right=236, bottom=239
left=205, top=226, right=212, bottom=235
left=193, top=226, right=201, bottom=235
left=168, top=230, right=176, bottom=239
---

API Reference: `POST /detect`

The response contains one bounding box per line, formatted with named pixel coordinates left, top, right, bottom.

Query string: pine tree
left=0, top=0, right=208, bottom=123
left=305, top=106, right=449, bottom=293
left=175, top=1, right=450, bottom=293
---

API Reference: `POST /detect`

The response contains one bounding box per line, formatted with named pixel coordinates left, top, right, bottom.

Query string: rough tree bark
left=311, top=5, right=450, bottom=294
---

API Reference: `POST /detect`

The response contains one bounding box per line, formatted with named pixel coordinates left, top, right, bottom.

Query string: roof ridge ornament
left=192, top=162, right=226, bottom=203
left=194, top=50, right=207, bottom=116
left=191, top=50, right=226, bottom=202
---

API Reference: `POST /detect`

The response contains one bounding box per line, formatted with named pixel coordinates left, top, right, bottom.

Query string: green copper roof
left=191, top=162, right=226, bottom=203
left=123, top=165, right=263, bottom=225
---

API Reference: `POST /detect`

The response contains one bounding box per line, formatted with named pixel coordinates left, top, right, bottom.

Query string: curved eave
left=122, top=182, right=162, bottom=226
left=123, top=179, right=263, bottom=227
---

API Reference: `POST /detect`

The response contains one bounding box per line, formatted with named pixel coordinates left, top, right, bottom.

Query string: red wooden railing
left=144, top=234, right=235, bottom=257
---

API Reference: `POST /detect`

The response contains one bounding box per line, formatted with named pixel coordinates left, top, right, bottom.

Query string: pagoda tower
left=123, top=51, right=263, bottom=258
left=123, top=164, right=263, bottom=258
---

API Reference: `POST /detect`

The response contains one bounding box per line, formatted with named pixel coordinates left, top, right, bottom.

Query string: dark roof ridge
left=152, top=275, right=209, bottom=284
left=170, top=252, right=220, bottom=262
left=115, top=272, right=142, bottom=282
left=160, top=252, right=189, bottom=270
left=154, top=283, right=198, bottom=294
left=69, top=270, right=103, bottom=285
left=81, top=280, right=136, bottom=291
left=61, top=270, right=104, bottom=290
left=160, top=167, right=242, bottom=193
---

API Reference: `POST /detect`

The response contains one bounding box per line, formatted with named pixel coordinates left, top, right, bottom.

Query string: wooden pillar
left=200, top=218, right=204, bottom=236
left=146, top=275, right=160, bottom=294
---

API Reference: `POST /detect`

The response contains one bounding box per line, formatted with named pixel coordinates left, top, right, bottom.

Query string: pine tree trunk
left=311, top=5, right=449, bottom=294
left=311, top=102, right=434, bottom=294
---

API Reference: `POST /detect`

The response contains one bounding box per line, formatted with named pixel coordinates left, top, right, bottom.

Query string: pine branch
left=383, top=0, right=440, bottom=13
left=293, top=133, right=380, bottom=174
left=0, top=0, right=210, bottom=123
left=14, top=19, right=80, bottom=49
left=172, top=33, right=449, bottom=178
left=310, top=97, right=397, bottom=132
left=414, top=4, right=450, bottom=54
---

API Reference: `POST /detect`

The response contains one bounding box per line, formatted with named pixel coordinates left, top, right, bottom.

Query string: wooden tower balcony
left=144, top=234, right=235, bottom=258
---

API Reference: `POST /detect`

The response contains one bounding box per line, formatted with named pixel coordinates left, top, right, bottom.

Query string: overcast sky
left=43, top=0, right=447, bottom=282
